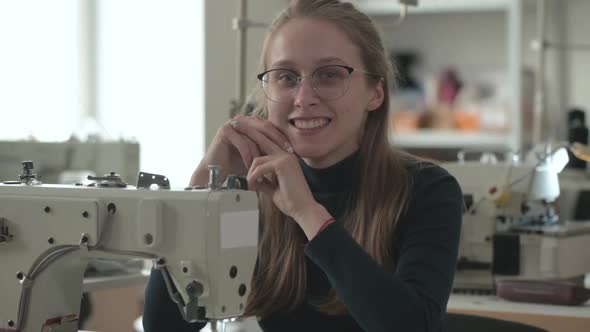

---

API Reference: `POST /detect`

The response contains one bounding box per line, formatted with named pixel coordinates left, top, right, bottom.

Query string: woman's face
left=264, top=18, right=384, bottom=169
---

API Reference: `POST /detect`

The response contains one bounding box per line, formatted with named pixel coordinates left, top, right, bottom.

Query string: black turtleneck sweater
left=143, top=152, right=463, bottom=332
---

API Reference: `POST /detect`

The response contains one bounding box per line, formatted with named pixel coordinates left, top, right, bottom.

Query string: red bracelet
left=317, top=217, right=335, bottom=235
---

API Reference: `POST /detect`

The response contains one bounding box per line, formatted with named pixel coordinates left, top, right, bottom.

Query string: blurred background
left=1, top=0, right=589, bottom=183
left=1, top=1, right=589, bottom=331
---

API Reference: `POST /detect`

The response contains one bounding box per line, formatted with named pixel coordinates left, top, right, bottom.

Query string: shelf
left=448, top=294, right=590, bottom=318
left=353, top=0, right=510, bottom=15
left=390, top=130, right=511, bottom=149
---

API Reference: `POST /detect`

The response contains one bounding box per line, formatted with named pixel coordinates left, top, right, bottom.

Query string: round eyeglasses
left=257, top=65, right=379, bottom=104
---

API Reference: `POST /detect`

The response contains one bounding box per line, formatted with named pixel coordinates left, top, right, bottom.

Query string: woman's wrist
left=293, top=203, right=334, bottom=240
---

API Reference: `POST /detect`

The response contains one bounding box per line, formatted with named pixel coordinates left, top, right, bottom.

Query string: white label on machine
left=220, top=210, right=259, bottom=249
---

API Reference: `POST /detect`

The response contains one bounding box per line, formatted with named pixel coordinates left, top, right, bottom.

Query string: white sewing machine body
left=444, top=161, right=590, bottom=292
left=0, top=181, right=258, bottom=332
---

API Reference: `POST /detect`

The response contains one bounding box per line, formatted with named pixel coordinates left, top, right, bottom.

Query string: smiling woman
left=255, top=15, right=386, bottom=169
left=144, top=1, right=463, bottom=332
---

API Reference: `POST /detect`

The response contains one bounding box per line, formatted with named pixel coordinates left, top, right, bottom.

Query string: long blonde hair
left=244, top=0, right=414, bottom=317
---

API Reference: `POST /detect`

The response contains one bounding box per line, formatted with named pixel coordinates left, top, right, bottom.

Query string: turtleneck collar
left=298, top=150, right=359, bottom=194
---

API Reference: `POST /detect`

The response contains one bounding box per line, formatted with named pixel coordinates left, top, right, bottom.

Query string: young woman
left=143, top=1, right=463, bottom=331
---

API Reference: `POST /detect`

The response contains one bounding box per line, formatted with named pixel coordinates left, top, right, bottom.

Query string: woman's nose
left=293, top=77, right=320, bottom=107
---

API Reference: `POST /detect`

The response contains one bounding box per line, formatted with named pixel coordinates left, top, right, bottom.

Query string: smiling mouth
left=289, top=118, right=332, bottom=130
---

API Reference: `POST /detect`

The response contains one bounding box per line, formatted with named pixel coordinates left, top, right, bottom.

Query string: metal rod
left=366, top=5, right=411, bottom=27
left=237, top=0, right=248, bottom=110
left=230, top=0, right=267, bottom=117
left=79, top=0, right=98, bottom=120
left=392, top=4, right=408, bottom=25
left=532, top=0, right=547, bottom=146
left=545, top=42, right=590, bottom=51
left=508, top=0, right=522, bottom=152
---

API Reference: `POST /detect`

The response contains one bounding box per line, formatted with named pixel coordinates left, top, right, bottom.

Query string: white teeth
left=292, top=118, right=330, bottom=129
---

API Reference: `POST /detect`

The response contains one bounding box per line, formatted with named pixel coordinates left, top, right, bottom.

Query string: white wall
left=378, top=11, right=507, bottom=71
left=203, top=0, right=288, bottom=147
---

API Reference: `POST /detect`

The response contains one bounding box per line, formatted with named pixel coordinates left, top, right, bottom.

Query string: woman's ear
left=367, top=79, right=385, bottom=112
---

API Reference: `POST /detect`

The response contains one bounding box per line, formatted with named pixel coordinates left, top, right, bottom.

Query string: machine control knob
left=208, top=165, right=221, bottom=190
left=19, top=160, right=39, bottom=184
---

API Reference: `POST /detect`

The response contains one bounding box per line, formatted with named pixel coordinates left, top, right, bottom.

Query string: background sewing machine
left=0, top=164, right=258, bottom=332
left=444, top=145, right=590, bottom=294
left=0, top=140, right=140, bottom=185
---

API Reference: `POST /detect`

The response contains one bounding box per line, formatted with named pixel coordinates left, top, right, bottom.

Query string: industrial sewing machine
left=444, top=145, right=590, bottom=294
left=0, top=162, right=258, bottom=332
left=0, top=140, right=140, bottom=185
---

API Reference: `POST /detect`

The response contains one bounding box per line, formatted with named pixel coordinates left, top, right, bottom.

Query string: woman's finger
left=234, top=123, right=288, bottom=156
left=220, top=123, right=255, bottom=168
left=232, top=116, right=293, bottom=154
left=249, top=155, right=274, bottom=172
left=247, top=115, right=292, bottom=151
left=247, top=156, right=277, bottom=190
left=263, top=172, right=276, bottom=184
left=254, top=179, right=275, bottom=196
left=243, top=135, right=262, bottom=168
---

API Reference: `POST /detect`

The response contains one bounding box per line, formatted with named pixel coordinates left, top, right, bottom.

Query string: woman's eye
left=278, top=73, right=296, bottom=82
left=318, top=70, right=341, bottom=80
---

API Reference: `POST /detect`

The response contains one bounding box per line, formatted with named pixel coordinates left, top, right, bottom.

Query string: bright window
left=97, top=0, right=205, bottom=187
left=0, top=1, right=79, bottom=141
left=0, top=1, right=205, bottom=187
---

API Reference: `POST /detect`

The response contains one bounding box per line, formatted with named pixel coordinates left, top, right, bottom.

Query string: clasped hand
left=192, top=115, right=325, bottom=227
left=231, top=116, right=318, bottom=223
